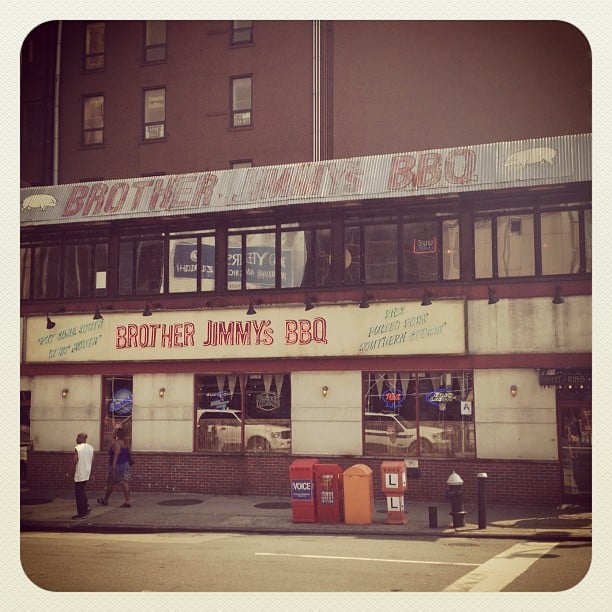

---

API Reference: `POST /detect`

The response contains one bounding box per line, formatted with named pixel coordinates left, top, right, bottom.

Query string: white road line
left=443, top=540, right=560, bottom=592
left=255, top=552, right=478, bottom=567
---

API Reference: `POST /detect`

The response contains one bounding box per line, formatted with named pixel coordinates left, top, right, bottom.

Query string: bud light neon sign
left=108, top=388, right=133, bottom=416
left=425, top=388, right=455, bottom=406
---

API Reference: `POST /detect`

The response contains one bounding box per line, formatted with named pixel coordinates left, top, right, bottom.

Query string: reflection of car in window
left=364, top=411, right=448, bottom=455
left=197, top=409, right=291, bottom=452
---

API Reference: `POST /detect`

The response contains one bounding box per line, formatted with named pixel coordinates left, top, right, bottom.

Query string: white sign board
left=25, top=300, right=466, bottom=363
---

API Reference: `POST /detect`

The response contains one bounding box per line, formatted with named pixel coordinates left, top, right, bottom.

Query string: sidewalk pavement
left=20, top=486, right=591, bottom=541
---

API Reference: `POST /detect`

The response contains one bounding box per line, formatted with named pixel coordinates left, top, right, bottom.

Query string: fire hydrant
left=446, top=470, right=467, bottom=528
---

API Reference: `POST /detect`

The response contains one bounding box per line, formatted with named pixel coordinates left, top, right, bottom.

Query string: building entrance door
left=558, top=398, right=591, bottom=501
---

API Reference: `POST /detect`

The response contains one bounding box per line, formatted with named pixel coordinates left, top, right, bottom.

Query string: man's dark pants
left=74, top=480, right=89, bottom=516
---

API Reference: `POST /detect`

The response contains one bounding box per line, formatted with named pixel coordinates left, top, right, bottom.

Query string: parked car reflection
left=364, top=411, right=450, bottom=456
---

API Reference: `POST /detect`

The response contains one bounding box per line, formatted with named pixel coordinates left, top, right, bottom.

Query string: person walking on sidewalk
left=71, top=432, right=94, bottom=519
left=97, top=425, right=133, bottom=508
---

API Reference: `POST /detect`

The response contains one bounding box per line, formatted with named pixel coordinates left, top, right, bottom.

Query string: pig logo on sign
left=22, top=194, right=57, bottom=210
left=504, top=147, right=556, bottom=169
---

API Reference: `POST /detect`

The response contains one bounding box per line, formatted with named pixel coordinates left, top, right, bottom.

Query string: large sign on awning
left=23, top=300, right=466, bottom=363
left=20, top=133, right=591, bottom=227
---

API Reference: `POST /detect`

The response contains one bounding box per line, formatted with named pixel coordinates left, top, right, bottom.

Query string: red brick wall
left=26, top=451, right=562, bottom=506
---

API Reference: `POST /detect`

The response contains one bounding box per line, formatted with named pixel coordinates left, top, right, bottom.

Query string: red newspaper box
left=314, top=463, right=344, bottom=523
left=289, top=458, right=319, bottom=522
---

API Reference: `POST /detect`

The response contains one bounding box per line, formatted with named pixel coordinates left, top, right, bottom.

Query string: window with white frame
left=144, top=88, right=166, bottom=140
left=231, top=76, right=252, bottom=127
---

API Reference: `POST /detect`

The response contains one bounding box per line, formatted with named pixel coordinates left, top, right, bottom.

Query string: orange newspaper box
left=289, top=458, right=319, bottom=523
left=381, top=461, right=407, bottom=524
left=343, top=464, right=374, bottom=524
left=314, top=463, right=344, bottom=523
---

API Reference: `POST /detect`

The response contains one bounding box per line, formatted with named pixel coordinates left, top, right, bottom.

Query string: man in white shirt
left=72, top=432, right=94, bottom=519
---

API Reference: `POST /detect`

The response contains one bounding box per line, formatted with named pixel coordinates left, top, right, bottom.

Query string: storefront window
left=559, top=393, right=592, bottom=498
left=363, top=371, right=474, bottom=458
left=102, top=376, right=133, bottom=450
left=195, top=373, right=291, bottom=454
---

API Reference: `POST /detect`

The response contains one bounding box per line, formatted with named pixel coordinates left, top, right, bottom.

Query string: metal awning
left=20, top=133, right=591, bottom=227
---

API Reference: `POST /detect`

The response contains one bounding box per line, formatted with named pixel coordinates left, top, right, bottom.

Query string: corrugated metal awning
left=20, top=133, right=591, bottom=227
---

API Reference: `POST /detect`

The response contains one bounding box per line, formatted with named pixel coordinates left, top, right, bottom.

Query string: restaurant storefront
left=20, top=133, right=591, bottom=505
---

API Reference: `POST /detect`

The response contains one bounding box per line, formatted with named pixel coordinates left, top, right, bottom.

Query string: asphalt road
left=19, top=531, right=593, bottom=595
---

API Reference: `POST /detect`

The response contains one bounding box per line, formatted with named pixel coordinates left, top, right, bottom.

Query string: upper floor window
left=22, top=102, right=45, bottom=153
left=231, top=76, right=252, bottom=127
left=21, top=233, right=109, bottom=300
left=230, top=20, right=253, bottom=45
left=169, top=229, right=216, bottom=293
left=541, top=207, right=591, bottom=274
left=143, top=88, right=166, bottom=140
left=145, top=21, right=167, bottom=62
left=85, top=22, right=105, bottom=70
left=231, top=160, right=253, bottom=169
left=344, top=214, right=460, bottom=285
left=119, top=233, right=164, bottom=295
left=474, top=201, right=591, bottom=278
left=20, top=195, right=590, bottom=302
left=227, top=221, right=332, bottom=291
left=82, top=95, right=104, bottom=145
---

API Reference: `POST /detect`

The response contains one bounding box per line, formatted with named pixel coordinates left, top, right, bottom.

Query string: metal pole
left=477, top=472, right=488, bottom=529
left=428, top=505, right=438, bottom=528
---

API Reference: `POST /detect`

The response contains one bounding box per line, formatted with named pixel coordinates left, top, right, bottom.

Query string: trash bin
left=343, top=463, right=374, bottom=524
left=289, top=458, right=319, bottom=522
left=314, top=463, right=344, bottom=523
left=380, top=461, right=407, bottom=524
